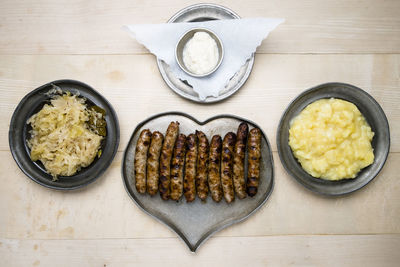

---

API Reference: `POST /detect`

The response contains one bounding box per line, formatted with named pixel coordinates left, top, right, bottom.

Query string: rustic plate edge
left=8, top=79, right=120, bottom=190
left=156, top=3, right=255, bottom=104
left=121, top=111, right=275, bottom=252
left=276, top=82, right=391, bottom=197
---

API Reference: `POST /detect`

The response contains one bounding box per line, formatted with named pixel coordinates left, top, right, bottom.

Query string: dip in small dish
left=176, top=28, right=224, bottom=77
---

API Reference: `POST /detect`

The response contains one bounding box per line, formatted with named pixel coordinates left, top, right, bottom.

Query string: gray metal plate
left=122, top=112, right=274, bottom=252
left=277, top=83, right=390, bottom=196
left=9, top=79, right=120, bottom=190
left=157, top=3, right=255, bottom=103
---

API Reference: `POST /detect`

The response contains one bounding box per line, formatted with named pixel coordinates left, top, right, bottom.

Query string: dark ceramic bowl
left=277, top=82, right=390, bottom=196
left=9, top=80, right=120, bottom=190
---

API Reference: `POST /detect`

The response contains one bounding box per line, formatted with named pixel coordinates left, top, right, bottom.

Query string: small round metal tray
left=277, top=82, right=390, bottom=196
left=9, top=79, right=120, bottom=190
left=122, top=112, right=274, bottom=252
left=157, top=3, right=255, bottom=103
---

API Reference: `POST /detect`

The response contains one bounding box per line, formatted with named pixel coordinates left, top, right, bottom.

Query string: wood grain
left=1, top=150, right=398, bottom=240
left=0, top=0, right=399, bottom=54
left=1, top=235, right=399, bottom=267
left=1, top=0, right=399, bottom=265
left=1, top=54, right=399, bottom=152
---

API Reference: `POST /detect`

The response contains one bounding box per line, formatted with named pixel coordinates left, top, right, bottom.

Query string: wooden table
left=1, top=1, right=399, bottom=266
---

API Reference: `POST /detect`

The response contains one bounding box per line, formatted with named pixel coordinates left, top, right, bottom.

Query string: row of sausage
left=134, top=121, right=262, bottom=203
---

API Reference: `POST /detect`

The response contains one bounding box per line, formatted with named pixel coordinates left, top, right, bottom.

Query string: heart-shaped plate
left=122, top=112, right=274, bottom=252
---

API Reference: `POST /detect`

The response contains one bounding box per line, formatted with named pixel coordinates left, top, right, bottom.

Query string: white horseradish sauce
left=182, top=31, right=219, bottom=75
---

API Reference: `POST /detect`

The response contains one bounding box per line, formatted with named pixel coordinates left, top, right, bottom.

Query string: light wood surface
left=2, top=235, right=400, bottom=267
left=1, top=0, right=399, bottom=54
left=1, top=1, right=399, bottom=266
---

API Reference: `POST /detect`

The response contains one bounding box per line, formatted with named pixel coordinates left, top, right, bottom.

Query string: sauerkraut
left=27, top=92, right=104, bottom=179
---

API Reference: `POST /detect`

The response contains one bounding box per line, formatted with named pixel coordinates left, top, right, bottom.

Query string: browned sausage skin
left=221, top=132, right=236, bottom=203
left=233, top=122, right=249, bottom=199
left=159, top=121, right=179, bottom=200
left=170, top=134, right=187, bottom=201
left=134, top=129, right=152, bottom=194
left=146, top=131, right=164, bottom=195
left=184, top=134, right=198, bottom=202
left=247, top=128, right=262, bottom=197
left=195, top=131, right=209, bottom=201
left=208, top=135, right=223, bottom=202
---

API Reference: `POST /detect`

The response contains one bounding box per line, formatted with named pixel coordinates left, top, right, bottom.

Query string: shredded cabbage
left=27, top=93, right=103, bottom=179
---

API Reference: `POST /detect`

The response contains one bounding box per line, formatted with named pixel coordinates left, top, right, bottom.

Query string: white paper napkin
left=124, top=18, right=284, bottom=101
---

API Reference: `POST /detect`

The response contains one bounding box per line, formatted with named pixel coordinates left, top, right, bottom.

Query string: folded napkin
left=124, top=18, right=284, bottom=101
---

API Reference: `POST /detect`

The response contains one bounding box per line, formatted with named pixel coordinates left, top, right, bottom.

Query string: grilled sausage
left=233, top=123, right=249, bottom=199
left=221, top=132, right=236, bottom=203
left=195, top=131, right=209, bottom=201
left=247, top=128, right=262, bottom=197
left=159, top=121, right=179, bottom=200
left=134, top=129, right=152, bottom=194
left=208, top=135, right=223, bottom=202
left=184, top=134, right=198, bottom=202
left=170, top=134, right=187, bottom=201
left=146, top=131, right=164, bottom=195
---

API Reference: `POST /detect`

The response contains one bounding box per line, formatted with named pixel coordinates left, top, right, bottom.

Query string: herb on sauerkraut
left=27, top=92, right=106, bottom=180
